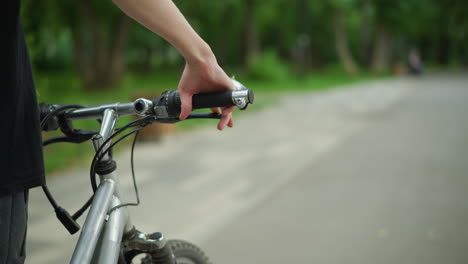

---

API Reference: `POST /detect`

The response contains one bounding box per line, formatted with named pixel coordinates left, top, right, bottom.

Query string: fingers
left=186, top=100, right=235, bottom=130
left=217, top=113, right=231, bottom=131
left=223, top=106, right=236, bottom=114
left=179, top=92, right=193, bottom=120
left=217, top=106, right=236, bottom=131
left=211, top=107, right=221, bottom=114
left=212, top=107, right=233, bottom=130
left=222, top=74, right=236, bottom=91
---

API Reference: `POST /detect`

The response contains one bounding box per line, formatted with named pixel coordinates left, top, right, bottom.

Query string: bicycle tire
left=141, top=239, right=212, bottom=264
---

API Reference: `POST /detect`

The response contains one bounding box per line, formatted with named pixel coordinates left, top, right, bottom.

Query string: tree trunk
left=333, top=9, right=359, bottom=76
left=358, top=2, right=372, bottom=67
left=244, top=0, right=260, bottom=68
left=215, top=5, right=234, bottom=65
left=71, top=28, right=93, bottom=86
left=293, top=0, right=312, bottom=74
left=72, top=0, right=131, bottom=91
left=371, top=24, right=391, bottom=74
left=78, top=0, right=108, bottom=89
left=107, top=15, right=132, bottom=86
left=437, top=35, right=451, bottom=65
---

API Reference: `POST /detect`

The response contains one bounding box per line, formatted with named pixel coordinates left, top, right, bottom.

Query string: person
left=1, top=0, right=235, bottom=263
left=408, top=49, right=424, bottom=75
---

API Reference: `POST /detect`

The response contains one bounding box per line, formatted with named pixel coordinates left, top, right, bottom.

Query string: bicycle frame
left=70, top=109, right=134, bottom=264
left=41, top=84, right=254, bottom=263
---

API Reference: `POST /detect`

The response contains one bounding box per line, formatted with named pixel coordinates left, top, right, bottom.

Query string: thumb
left=179, top=92, right=193, bottom=120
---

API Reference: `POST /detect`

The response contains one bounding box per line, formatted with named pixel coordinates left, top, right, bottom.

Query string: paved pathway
left=26, top=73, right=468, bottom=263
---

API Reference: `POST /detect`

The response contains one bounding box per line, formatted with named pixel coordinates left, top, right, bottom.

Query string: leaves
left=23, top=0, right=468, bottom=80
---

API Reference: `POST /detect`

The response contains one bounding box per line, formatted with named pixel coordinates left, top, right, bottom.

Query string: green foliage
left=22, top=0, right=73, bottom=70
left=247, top=50, right=290, bottom=81
left=15, top=0, right=467, bottom=174
left=21, top=0, right=467, bottom=86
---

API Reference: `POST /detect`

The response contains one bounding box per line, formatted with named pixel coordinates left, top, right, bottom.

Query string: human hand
left=178, top=56, right=236, bottom=130
left=113, top=0, right=236, bottom=129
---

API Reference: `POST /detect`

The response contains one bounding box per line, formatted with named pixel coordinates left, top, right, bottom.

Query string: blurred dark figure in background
left=408, top=49, right=424, bottom=75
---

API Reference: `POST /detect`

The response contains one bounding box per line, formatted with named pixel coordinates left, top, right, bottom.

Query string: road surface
left=27, top=73, right=468, bottom=263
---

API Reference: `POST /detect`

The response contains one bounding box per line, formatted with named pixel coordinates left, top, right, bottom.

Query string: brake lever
left=186, top=113, right=222, bottom=119
left=54, top=111, right=98, bottom=143
left=155, top=113, right=221, bottom=124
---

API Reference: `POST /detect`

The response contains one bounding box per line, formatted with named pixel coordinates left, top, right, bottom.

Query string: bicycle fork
left=71, top=109, right=177, bottom=264
left=120, top=228, right=177, bottom=264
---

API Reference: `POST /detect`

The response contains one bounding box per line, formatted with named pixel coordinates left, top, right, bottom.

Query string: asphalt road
left=27, top=73, right=468, bottom=263
left=201, top=73, right=468, bottom=264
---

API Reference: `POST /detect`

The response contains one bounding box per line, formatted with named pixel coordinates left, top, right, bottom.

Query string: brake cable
left=89, top=116, right=153, bottom=191
left=70, top=117, right=150, bottom=218
left=41, top=105, right=222, bottom=234
left=40, top=104, right=86, bottom=234
left=107, top=130, right=142, bottom=214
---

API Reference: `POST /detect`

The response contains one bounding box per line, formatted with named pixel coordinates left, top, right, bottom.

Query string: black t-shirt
left=0, top=1, right=45, bottom=196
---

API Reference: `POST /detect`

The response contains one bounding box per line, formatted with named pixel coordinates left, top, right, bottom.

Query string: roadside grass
left=37, top=69, right=382, bottom=175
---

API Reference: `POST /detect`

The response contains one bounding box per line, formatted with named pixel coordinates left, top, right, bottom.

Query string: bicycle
left=38, top=79, right=254, bottom=264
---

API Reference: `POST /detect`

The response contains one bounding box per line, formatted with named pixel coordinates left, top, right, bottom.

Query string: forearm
left=113, top=0, right=235, bottom=129
left=112, top=0, right=214, bottom=64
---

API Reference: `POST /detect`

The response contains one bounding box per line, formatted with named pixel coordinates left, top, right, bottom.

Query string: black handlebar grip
left=191, top=91, right=236, bottom=109
left=153, top=89, right=253, bottom=120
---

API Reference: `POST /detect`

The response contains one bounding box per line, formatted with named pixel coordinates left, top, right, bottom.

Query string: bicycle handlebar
left=146, top=89, right=254, bottom=123
left=40, top=80, right=254, bottom=131
left=61, top=88, right=253, bottom=122
left=195, top=89, right=254, bottom=110
left=39, top=81, right=253, bottom=236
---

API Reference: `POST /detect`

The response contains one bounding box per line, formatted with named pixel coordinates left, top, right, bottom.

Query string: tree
left=367, top=0, right=397, bottom=73
left=322, top=0, right=360, bottom=75
left=436, top=0, right=468, bottom=65
left=333, top=7, right=360, bottom=75
left=243, top=0, right=261, bottom=67
left=67, top=0, right=132, bottom=90
left=25, top=0, right=134, bottom=90
left=367, top=0, right=435, bottom=73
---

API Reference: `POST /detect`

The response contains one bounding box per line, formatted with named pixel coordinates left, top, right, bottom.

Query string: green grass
left=37, top=69, right=382, bottom=175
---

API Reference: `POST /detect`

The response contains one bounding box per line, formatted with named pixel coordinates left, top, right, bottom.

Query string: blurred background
left=24, top=0, right=468, bottom=263
left=23, top=0, right=468, bottom=173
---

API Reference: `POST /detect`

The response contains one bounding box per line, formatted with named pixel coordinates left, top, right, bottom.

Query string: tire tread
left=168, top=239, right=212, bottom=264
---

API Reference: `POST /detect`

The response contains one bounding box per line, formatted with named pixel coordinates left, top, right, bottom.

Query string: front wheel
left=168, top=240, right=211, bottom=264
left=141, top=239, right=211, bottom=264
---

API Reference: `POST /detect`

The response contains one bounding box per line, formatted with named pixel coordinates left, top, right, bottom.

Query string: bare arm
left=113, top=0, right=235, bottom=130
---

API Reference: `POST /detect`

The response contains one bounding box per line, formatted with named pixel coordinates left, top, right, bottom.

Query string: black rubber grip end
left=56, top=207, right=80, bottom=235
left=247, top=89, right=254, bottom=104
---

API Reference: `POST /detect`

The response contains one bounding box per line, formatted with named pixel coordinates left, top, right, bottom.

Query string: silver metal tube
left=94, top=196, right=128, bottom=264
left=134, top=98, right=154, bottom=116
left=70, top=179, right=115, bottom=264
left=92, top=109, right=117, bottom=161
left=65, top=102, right=136, bottom=121
left=100, top=109, right=118, bottom=141
left=92, top=135, right=105, bottom=156
left=99, top=172, right=123, bottom=206
left=98, top=171, right=134, bottom=233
